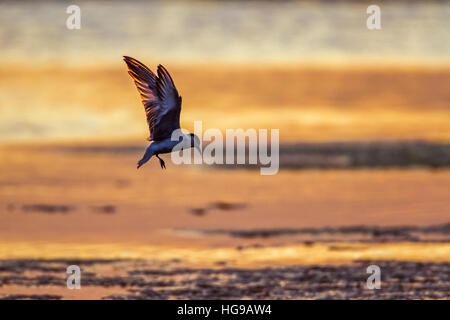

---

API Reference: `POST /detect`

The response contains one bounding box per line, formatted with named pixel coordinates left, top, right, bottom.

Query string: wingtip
left=123, top=56, right=134, bottom=65
left=157, top=64, right=169, bottom=77
left=123, top=56, right=137, bottom=65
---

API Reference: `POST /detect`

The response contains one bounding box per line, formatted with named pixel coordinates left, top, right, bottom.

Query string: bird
left=123, top=56, right=200, bottom=169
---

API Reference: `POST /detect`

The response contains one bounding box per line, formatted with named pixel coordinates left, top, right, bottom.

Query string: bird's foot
left=158, top=157, right=166, bottom=169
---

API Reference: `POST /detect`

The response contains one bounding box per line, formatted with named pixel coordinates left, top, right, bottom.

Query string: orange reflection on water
left=0, top=65, right=449, bottom=142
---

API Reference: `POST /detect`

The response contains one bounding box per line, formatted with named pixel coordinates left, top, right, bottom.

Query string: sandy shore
left=1, top=258, right=448, bottom=300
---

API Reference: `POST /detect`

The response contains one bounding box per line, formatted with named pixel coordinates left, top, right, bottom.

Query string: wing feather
left=123, top=56, right=181, bottom=141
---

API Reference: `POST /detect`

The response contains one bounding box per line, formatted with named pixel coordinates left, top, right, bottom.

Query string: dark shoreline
left=0, top=259, right=448, bottom=300
left=181, top=222, right=450, bottom=240
left=12, top=140, right=450, bottom=170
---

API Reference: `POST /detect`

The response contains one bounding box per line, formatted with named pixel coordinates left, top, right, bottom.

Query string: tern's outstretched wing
left=124, top=56, right=182, bottom=141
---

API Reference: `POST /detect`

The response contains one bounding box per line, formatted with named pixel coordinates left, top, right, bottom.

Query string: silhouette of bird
left=123, top=56, right=200, bottom=169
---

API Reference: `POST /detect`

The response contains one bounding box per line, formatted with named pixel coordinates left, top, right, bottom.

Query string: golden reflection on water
left=1, top=66, right=449, bottom=142
left=1, top=242, right=449, bottom=268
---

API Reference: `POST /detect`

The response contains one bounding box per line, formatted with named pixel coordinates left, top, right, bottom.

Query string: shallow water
left=0, top=1, right=449, bottom=142
left=0, top=66, right=449, bottom=142
left=1, top=0, right=449, bottom=65
left=1, top=144, right=449, bottom=251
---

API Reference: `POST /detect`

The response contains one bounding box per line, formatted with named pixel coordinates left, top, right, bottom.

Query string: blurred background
left=0, top=0, right=449, bottom=142
left=0, top=0, right=449, bottom=299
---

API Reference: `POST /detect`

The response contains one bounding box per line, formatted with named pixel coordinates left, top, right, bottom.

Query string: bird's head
left=189, top=133, right=201, bottom=154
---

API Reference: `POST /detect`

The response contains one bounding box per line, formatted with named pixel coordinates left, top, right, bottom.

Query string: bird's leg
left=137, top=146, right=153, bottom=169
left=156, top=154, right=166, bottom=169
